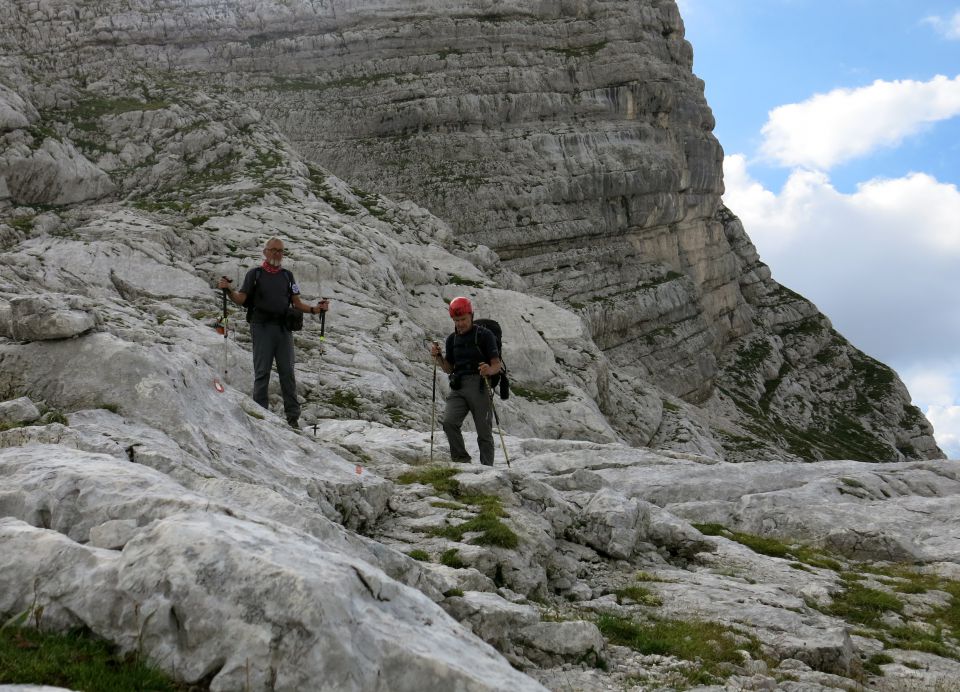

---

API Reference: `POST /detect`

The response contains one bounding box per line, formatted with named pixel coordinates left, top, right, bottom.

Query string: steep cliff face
left=0, top=0, right=941, bottom=460
left=6, top=5, right=960, bottom=691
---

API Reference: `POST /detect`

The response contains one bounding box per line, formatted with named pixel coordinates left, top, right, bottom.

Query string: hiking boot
left=287, top=417, right=300, bottom=430
left=451, top=456, right=471, bottom=463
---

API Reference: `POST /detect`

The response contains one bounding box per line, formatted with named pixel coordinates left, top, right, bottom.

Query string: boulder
left=0, top=515, right=547, bottom=692
left=568, top=487, right=646, bottom=560
left=516, top=620, right=605, bottom=667
left=9, top=294, right=98, bottom=341
left=0, top=138, right=115, bottom=205
left=0, top=83, right=39, bottom=132
left=0, top=397, right=40, bottom=426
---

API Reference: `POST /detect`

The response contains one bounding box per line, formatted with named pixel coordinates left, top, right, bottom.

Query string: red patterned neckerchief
left=260, top=260, right=283, bottom=274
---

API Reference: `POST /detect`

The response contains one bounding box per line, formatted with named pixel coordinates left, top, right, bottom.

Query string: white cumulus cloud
left=903, top=366, right=960, bottom=459
left=759, top=75, right=960, bottom=169
left=924, top=11, right=960, bottom=40
left=722, top=158, right=960, bottom=457
left=722, top=160, right=960, bottom=365
left=925, top=404, right=960, bottom=459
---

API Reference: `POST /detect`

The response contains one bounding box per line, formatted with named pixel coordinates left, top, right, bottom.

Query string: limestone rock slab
left=0, top=138, right=115, bottom=205
left=9, top=293, right=99, bottom=341
left=0, top=396, right=40, bottom=425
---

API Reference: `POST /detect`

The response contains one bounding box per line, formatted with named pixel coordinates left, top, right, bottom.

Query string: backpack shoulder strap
left=474, top=325, right=495, bottom=361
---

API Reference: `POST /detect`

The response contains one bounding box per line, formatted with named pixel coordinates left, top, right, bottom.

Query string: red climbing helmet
left=448, top=296, right=473, bottom=318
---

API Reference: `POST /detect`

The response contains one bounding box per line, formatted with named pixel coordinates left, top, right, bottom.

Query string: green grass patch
left=881, top=626, right=955, bottom=658
left=597, top=615, right=763, bottom=685
left=439, top=549, right=466, bottom=569
left=8, top=216, right=34, bottom=232
left=397, top=466, right=461, bottom=495
left=941, top=580, right=960, bottom=638
left=67, top=97, right=169, bottom=121
left=692, top=524, right=842, bottom=571
left=26, top=123, right=61, bottom=142
left=809, top=564, right=960, bottom=660
left=308, top=167, right=358, bottom=215
left=329, top=389, right=362, bottom=412
left=39, top=408, right=69, bottom=426
left=614, top=586, right=662, bottom=607
left=863, top=652, right=894, bottom=676
left=431, top=513, right=518, bottom=549
left=511, top=385, right=569, bottom=404
left=0, top=626, right=183, bottom=691
left=826, top=581, right=904, bottom=627
left=448, top=274, right=484, bottom=288
left=407, top=549, right=430, bottom=561
left=349, top=186, right=390, bottom=220
left=398, top=467, right=519, bottom=549
left=385, top=407, right=408, bottom=425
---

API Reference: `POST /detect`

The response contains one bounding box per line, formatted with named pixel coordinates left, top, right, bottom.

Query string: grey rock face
left=0, top=0, right=941, bottom=461
left=0, top=136, right=116, bottom=206
left=8, top=294, right=99, bottom=341
left=0, top=83, right=38, bottom=133
left=0, top=3, right=957, bottom=691
left=0, top=396, right=40, bottom=426
left=0, top=0, right=929, bottom=460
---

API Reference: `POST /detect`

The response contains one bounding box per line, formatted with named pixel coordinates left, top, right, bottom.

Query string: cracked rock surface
left=0, top=1, right=956, bottom=691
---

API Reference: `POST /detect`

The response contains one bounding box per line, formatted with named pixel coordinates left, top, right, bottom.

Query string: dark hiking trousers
left=442, top=374, right=494, bottom=466
left=250, top=321, right=300, bottom=422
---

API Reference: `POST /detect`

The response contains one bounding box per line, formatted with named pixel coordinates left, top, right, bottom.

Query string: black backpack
left=244, top=267, right=303, bottom=331
left=474, top=318, right=509, bottom=400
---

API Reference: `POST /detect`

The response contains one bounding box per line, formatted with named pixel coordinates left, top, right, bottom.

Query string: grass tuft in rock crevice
left=398, top=466, right=519, bottom=549
left=596, top=614, right=765, bottom=685
left=0, top=626, right=189, bottom=691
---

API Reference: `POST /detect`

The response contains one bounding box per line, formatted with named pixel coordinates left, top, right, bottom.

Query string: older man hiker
left=429, top=297, right=502, bottom=465
left=217, top=237, right=328, bottom=429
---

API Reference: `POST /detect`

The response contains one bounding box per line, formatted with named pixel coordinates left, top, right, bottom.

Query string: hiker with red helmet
left=430, top=296, right=502, bottom=466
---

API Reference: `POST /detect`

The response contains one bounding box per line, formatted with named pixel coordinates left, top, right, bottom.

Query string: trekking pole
left=484, top=376, right=510, bottom=467
left=316, top=267, right=326, bottom=350
left=214, top=285, right=229, bottom=393
left=430, top=358, right=437, bottom=464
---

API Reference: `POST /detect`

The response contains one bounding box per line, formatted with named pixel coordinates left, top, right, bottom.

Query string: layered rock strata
left=0, top=0, right=942, bottom=460
left=0, top=3, right=957, bottom=690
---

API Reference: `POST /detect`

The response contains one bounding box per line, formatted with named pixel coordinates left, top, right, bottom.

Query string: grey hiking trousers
left=442, top=374, right=494, bottom=466
left=250, top=321, right=300, bottom=422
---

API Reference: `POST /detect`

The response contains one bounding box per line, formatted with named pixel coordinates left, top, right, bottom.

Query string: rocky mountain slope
left=0, top=0, right=942, bottom=462
left=0, top=1, right=957, bottom=691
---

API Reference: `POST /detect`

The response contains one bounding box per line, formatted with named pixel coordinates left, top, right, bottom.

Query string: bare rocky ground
left=0, top=2, right=957, bottom=690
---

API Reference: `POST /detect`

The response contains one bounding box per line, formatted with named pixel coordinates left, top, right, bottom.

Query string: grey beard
left=267, top=257, right=282, bottom=267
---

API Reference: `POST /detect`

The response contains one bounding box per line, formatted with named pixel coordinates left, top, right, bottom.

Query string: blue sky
left=678, top=0, right=960, bottom=458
